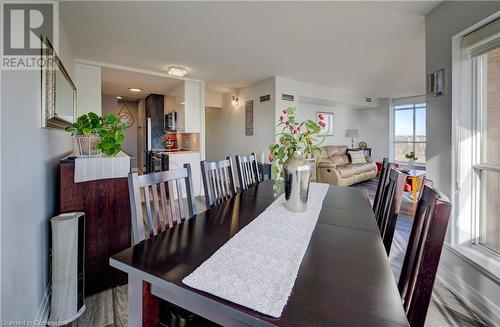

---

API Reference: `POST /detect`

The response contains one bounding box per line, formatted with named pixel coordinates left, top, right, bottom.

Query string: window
left=473, top=47, right=500, bottom=255
left=392, top=99, right=426, bottom=164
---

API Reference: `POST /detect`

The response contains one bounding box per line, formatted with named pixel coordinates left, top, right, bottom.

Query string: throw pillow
left=349, top=150, right=366, bottom=164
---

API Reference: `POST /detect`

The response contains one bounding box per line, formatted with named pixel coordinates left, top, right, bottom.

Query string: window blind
left=392, top=96, right=425, bottom=107
left=462, top=18, right=500, bottom=56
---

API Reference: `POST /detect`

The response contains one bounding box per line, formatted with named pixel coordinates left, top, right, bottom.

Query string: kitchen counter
left=149, top=150, right=203, bottom=196
left=151, top=150, right=200, bottom=155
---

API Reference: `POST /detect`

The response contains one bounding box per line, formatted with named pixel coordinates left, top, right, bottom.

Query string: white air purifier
left=48, top=212, right=86, bottom=326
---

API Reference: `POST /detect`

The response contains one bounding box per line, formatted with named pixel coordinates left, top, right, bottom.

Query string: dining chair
left=416, top=178, right=433, bottom=202
left=397, top=185, right=452, bottom=327
left=377, top=168, right=407, bottom=255
left=373, top=158, right=397, bottom=218
left=128, top=163, right=197, bottom=244
left=235, top=153, right=261, bottom=191
left=200, top=157, right=237, bottom=208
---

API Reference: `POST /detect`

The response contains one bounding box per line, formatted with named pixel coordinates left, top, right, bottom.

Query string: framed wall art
left=316, top=111, right=334, bottom=136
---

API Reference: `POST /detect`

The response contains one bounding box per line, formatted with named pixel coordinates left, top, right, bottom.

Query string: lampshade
left=346, top=129, right=359, bottom=137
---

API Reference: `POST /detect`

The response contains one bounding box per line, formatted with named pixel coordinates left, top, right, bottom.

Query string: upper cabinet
left=184, top=81, right=201, bottom=133
left=167, top=81, right=202, bottom=133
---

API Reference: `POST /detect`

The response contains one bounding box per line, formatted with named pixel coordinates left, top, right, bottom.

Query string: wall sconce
left=232, top=96, right=239, bottom=106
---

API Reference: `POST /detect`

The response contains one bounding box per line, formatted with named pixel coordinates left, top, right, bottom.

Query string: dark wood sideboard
left=59, top=159, right=131, bottom=295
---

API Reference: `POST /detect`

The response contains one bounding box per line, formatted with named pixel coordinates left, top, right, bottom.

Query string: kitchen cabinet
left=167, top=81, right=202, bottom=133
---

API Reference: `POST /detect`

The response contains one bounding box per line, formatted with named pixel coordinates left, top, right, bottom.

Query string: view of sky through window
left=393, top=102, right=426, bottom=163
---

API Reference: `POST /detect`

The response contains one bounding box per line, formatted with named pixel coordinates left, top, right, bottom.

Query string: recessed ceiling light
left=129, top=88, right=142, bottom=93
left=167, top=66, right=187, bottom=77
left=117, top=96, right=123, bottom=99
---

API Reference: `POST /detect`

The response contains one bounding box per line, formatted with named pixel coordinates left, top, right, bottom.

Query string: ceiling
left=101, top=67, right=183, bottom=100
left=61, top=1, right=441, bottom=98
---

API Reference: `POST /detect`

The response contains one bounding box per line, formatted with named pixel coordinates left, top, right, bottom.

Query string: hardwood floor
left=68, top=180, right=491, bottom=327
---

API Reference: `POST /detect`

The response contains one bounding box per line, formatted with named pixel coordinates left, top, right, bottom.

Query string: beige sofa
left=316, top=145, right=377, bottom=186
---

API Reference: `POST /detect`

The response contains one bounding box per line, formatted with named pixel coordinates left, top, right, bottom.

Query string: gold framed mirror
left=41, top=37, right=77, bottom=130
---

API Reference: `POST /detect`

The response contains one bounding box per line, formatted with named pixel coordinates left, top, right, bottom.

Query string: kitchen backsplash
left=176, top=132, right=200, bottom=151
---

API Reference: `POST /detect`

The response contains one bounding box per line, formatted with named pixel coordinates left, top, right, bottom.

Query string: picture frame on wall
left=317, top=111, right=334, bottom=136
left=429, top=68, right=445, bottom=96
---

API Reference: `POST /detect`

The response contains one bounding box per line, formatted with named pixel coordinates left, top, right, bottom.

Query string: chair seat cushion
left=338, top=165, right=356, bottom=178
left=352, top=163, right=376, bottom=173
left=330, top=154, right=350, bottom=167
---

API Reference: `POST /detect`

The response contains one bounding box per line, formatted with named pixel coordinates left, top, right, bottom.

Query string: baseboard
left=34, top=284, right=51, bottom=327
left=437, top=264, right=500, bottom=326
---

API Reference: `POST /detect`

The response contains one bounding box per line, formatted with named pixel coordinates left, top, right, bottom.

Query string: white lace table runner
left=74, top=152, right=130, bottom=183
left=182, top=182, right=330, bottom=318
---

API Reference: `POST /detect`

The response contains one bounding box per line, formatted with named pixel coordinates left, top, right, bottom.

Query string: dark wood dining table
left=110, top=179, right=408, bottom=326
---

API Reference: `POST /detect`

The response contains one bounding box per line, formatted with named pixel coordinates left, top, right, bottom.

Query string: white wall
left=205, top=92, right=223, bottom=108
left=355, top=99, right=390, bottom=163
left=102, top=96, right=139, bottom=164
left=205, top=77, right=275, bottom=162
left=296, top=103, right=358, bottom=147
left=74, top=63, right=101, bottom=116
left=206, top=76, right=388, bottom=164
left=274, top=76, right=380, bottom=142
left=426, top=2, right=500, bottom=325
left=1, top=22, right=75, bottom=323
left=296, top=101, right=389, bottom=162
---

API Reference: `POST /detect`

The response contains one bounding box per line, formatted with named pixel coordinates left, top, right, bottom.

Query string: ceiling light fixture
left=167, top=66, right=188, bottom=77
left=129, top=88, right=142, bottom=93
left=117, top=96, right=123, bottom=99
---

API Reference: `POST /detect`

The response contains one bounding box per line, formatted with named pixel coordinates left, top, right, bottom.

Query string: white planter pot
left=74, top=135, right=102, bottom=157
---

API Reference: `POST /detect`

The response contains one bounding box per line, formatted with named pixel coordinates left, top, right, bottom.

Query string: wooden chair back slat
left=373, top=158, right=388, bottom=215
left=176, top=178, right=186, bottom=220
left=184, top=163, right=197, bottom=217
left=128, top=164, right=197, bottom=243
left=143, top=186, right=155, bottom=237
left=397, top=185, right=452, bottom=327
left=374, top=159, right=398, bottom=219
left=158, top=181, right=171, bottom=229
left=235, top=153, right=260, bottom=191
left=150, top=184, right=160, bottom=232
left=378, top=168, right=406, bottom=255
left=201, top=157, right=237, bottom=208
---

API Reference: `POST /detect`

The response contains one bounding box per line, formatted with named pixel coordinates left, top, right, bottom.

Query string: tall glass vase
left=284, top=151, right=311, bottom=212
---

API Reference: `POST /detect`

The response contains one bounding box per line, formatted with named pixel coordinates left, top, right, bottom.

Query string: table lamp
left=346, top=129, right=359, bottom=149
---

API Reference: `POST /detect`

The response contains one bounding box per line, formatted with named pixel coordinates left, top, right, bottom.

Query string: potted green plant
left=405, top=151, right=418, bottom=170
left=65, top=113, right=126, bottom=157
left=65, top=113, right=103, bottom=156
left=97, top=113, right=127, bottom=156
